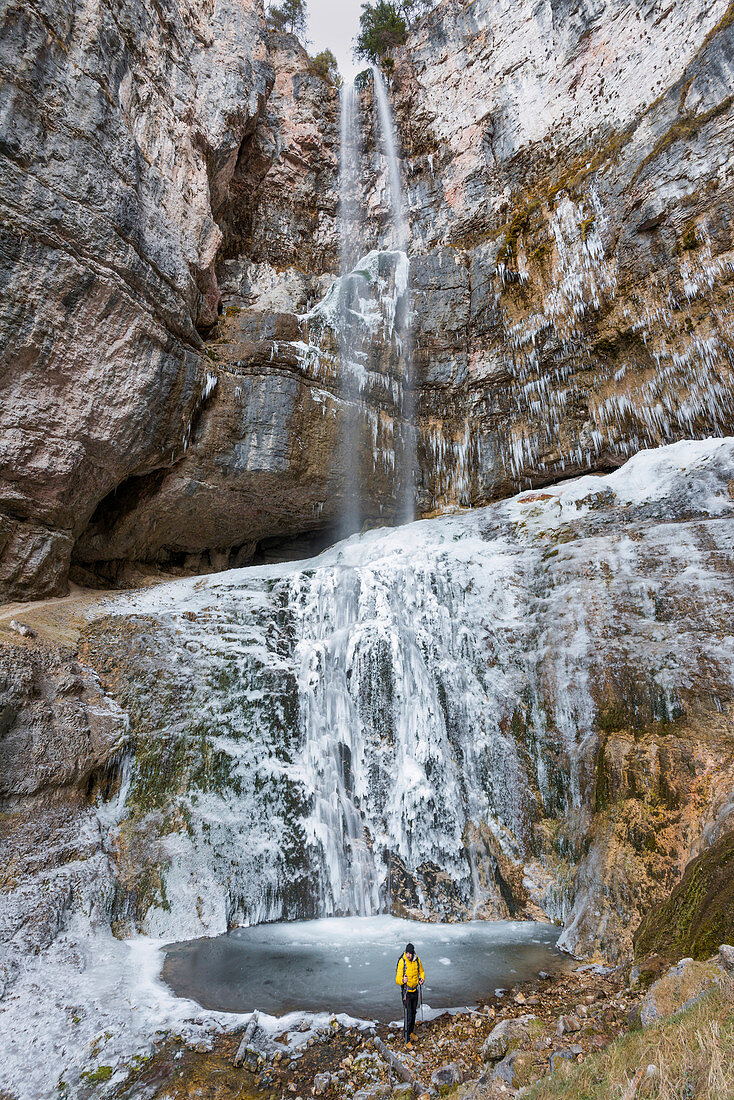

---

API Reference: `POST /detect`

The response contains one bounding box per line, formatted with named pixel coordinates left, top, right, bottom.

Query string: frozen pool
left=162, top=916, right=567, bottom=1021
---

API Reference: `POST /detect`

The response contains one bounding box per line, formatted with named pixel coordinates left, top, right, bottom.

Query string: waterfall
left=371, top=67, right=408, bottom=252
left=372, top=67, right=416, bottom=523
left=337, top=82, right=365, bottom=538
left=331, top=73, right=415, bottom=538
left=225, top=73, right=423, bottom=918
left=339, top=82, right=364, bottom=278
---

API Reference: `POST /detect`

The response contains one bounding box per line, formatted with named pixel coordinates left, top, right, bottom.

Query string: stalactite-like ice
left=106, top=438, right=734, bottom=941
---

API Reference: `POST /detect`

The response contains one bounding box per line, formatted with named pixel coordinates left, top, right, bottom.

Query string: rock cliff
left=0, top=0, right=277, bottom=598
left=393, top=0, right=734, bottom=509
left=3, top=0, right=734, bottom=598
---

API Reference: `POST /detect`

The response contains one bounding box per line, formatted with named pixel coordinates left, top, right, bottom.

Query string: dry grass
left=526, top=978, right=734, bottom=1100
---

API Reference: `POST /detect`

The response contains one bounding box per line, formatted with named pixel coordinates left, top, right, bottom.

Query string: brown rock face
left=0, top=0, right=272, bottom=599
left=0, top=640, right=126, bottom=805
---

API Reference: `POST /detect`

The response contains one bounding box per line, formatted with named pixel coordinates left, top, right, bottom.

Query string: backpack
left=396, top=952, right=407, bottom=1001
left=396, top=952, right=422, bottom=999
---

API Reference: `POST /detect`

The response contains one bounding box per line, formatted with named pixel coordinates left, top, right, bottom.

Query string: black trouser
left=403, top=989, right=419, bottom=1040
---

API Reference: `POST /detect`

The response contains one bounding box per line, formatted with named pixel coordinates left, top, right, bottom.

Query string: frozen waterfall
left=107, top=439, right=734, bottom=940
left=333, top=73, right=416, bottom=536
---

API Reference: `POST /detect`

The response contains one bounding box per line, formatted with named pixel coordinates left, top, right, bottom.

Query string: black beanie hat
left=406, top=942, right=415, bottom=954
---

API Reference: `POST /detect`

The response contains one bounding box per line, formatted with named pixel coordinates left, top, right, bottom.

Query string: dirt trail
left=0, top=576, right=171, bottom=648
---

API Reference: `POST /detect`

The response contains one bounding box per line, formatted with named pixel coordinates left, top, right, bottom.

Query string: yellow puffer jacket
left=395, top=954, right=425, bottom=992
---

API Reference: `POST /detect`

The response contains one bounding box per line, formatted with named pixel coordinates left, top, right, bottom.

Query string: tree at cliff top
left=355, top=1, right=435, bottom=64
left=354, top=2, right=405, bottom=63
left=266, top=0, right=307, bottom=37
left=311, top=49, right=341, bottom=86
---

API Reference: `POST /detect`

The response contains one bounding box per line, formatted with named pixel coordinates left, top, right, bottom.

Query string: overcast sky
left=307, top=0, right=364, bottom=80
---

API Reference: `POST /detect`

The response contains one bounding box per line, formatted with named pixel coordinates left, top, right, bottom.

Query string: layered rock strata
left=392, top=0, right=734, bottom=510
left=4, top=0, right=734, bottom=598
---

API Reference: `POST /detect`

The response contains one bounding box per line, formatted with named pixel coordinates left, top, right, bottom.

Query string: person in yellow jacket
left=395, top=942, right=425, bottom=1047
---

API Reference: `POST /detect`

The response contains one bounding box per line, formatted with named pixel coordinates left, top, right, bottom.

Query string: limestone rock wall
left=391, top=0, right=734, bottom=509
left=0, top=631, right=126, bottom=995
left=0, top=642, right=126, bottom=805
left=0, top=0, right=272, bottom=599
left=67, top=28, right=345, bottom=582
left=3, top=0, right=734, bottom=600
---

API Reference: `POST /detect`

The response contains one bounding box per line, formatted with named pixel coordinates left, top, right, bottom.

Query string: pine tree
left=311, top=49, right=341, bottom=86
left=266, top=0, right=308, bottom=38
left=354, top=1, right=435, bottom=64
left=355, top=2, right=406, bottom=64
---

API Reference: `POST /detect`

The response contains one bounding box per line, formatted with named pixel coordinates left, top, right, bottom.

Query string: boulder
left=718, top=945, right=734, bottom=972
left=312, top=1072, right=332, bottom=1096
left=431, top=1062, right=464, bottom=1088
left=493, top=1050, right=537, bottom=1089
left=550, top=1050, right=575, bottom=1072
left=555, top=1015, right=581, bottom=1036
left=640, top=958, right=725, bottom=1027
left=353, top=1086, right=389, bottom=1100
left=482, top=1015, right=540, bottom=1060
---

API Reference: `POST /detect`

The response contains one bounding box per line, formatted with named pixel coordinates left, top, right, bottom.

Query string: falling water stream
left=372, top=67, right=416, bottom=524
left=335, top=71, right=416, bottom=536
left=371, top=66, right=408, bottom=252
left=337, top=82, right=365, bottom=537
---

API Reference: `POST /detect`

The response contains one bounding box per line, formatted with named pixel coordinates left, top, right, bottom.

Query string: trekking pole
left=420, top=982, right=424, bottom=1026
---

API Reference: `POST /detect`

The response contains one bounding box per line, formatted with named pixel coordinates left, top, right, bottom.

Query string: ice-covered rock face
left=388, top=0, right=734, bottom=510
left=88, top=439, right=734, bottom=955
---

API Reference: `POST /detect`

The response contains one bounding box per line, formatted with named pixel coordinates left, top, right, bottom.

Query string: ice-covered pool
left=162, top=916, right=566, bottom=1020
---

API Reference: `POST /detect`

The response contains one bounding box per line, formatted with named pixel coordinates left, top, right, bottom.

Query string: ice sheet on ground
left=162, top=915, right=565, bottom=1020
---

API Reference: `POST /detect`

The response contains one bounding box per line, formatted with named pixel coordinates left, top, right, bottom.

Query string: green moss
left=597, top=704, right=629, bottom=734
left=596, top=688, right=684, bottom=743
left=579, top=214, right=596, bottom=242
left=635, top=829, right=734, bottom=960
left=81, top=1065, right=114, bottom=1085
left=674, top=221, right=702, bottom=255
left=592, top=328, right=644, bottom=360
left=530, top=240, right=551, bottom=263
left=498, top=199, right=541, bottom=265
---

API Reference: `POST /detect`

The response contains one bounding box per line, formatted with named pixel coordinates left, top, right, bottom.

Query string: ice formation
left=100, top=438, right=734, bottom=939
left=2, top=438, right=733, bottom=1100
